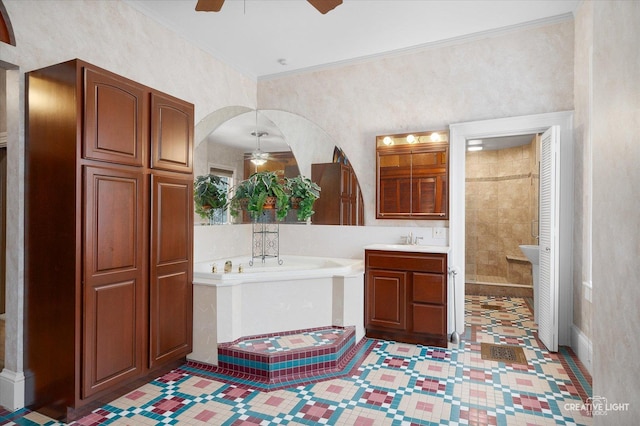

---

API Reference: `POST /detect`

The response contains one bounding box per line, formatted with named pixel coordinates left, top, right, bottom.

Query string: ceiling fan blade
left=307, top=0, right=342, bottom=14
left=195, top=0, right=225, bottom=12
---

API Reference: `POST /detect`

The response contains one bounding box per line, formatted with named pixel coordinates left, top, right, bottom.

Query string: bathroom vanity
left=364, top=245, right=448, bottom=348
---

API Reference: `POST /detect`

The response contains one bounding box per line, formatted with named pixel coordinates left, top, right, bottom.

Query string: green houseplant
left=230, top=171, right=290, bottom=221
left=194, top=174, right=229, bottom=221
left=286, top=175, right=321, bottom=221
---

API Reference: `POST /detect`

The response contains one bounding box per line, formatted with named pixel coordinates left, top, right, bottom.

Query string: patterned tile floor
left=1, top=296, right=593, bottom=425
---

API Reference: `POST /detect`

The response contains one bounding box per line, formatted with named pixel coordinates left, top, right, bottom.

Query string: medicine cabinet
left=376, top=130, right=449, bottom=220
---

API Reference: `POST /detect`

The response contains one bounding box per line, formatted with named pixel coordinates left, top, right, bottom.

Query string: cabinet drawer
left=413, top=273, right=446, bottom=304
left=412, top=304, right=446, bottom=336
left=366, top=250, right=446, bottom=273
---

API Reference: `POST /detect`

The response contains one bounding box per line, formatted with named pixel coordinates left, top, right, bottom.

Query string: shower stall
left=465, top=135, right=539, bottom=297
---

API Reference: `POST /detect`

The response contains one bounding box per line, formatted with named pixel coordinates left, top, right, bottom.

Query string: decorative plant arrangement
left=286, top=175, right=321, bottom=221
left=229, top=171, right=321, bottom=222
left=230, top=171, right=290, bottom=221
left=194, top=174, right=229, bottom=221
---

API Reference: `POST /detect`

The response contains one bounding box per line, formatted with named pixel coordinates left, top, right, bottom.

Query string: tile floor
left=1, top=296, right=593, bottom=425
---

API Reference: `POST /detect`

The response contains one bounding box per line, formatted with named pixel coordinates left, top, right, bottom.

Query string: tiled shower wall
left=465, top=138, right=539, bottom=285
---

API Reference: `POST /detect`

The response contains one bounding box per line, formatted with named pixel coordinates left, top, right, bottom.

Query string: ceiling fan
left=249, top=130, right=270, bottom=166
left=195, top=0, right=342, bottom=15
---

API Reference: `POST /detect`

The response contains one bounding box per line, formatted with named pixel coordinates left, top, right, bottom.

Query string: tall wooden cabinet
left=311, top=162, right=364, bottom=225
left=25, top=59, right=194, bottom=420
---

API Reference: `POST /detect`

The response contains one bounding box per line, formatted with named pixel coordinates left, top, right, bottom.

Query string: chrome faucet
left=405, top=232, right=413, bottom=245
left=404, top=232, right=423, bottom=245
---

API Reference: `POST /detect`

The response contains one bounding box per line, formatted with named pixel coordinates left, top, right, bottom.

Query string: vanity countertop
left=364, top=244, right=450, bottom=254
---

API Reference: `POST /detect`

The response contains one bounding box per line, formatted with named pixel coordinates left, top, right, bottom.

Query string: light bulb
left=406, top=134, right=416, bottom=144
left=383, top=136, right=393, bottom=145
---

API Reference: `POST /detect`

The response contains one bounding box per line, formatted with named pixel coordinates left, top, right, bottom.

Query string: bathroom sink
left=519, top=245, right=540, bottom=265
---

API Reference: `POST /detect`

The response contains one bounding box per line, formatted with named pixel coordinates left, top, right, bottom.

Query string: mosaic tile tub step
left=216, top=326, right=356, bottom=383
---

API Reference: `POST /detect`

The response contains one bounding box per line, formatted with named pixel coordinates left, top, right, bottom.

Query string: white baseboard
left=571, top=324, right=592, bottom=374
left=0, top=369, right=25, bottom=411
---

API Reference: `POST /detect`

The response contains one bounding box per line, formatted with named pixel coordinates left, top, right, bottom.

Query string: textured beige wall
left=591, top=0, right=640, bottom=422
left=465, top=140, right=538, bottom=285
left=572, top=0, right=593, bottom=347
left=258, top=21, right=574, bottom=226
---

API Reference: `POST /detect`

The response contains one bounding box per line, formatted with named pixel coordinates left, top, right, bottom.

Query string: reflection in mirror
left=194, top=108, right=365, bottom=225
left=195, top=111, right=300, bottom=224
left=311, top=147, right=365, bottom=226
left=376, top=130, right=449, bottom=220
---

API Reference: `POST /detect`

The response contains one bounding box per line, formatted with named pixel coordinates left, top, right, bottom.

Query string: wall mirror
left=376, top=130, right=449, bottom=220
left=194, top=107, right=365, bottom=225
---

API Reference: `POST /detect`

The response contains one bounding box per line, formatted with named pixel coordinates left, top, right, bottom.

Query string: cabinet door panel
left=150, top=175, right=193, bottom=368
left=413, top=273, right=446, bottom=304
left=83, top=280, right=140, bottom=397
left=83, top=166, right=145, bottom=398
left=366, top=270, right=407, bottom=330
left=150, top=93, right=193, bottom=173
left=84, top=67, right=146, bottom=166
left=413, top=304, right=446, bottom=335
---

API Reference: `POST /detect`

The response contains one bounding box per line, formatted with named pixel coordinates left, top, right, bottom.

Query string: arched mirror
left=194, top=108, right=365, bottom=226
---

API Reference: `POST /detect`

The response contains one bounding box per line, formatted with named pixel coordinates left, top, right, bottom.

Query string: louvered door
left=538, top=126, right=560, bottom=352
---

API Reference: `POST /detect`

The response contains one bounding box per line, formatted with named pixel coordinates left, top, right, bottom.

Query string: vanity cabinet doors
left=365, top=250, right=448, bottom=347
left=365, top=269, right=407, bottom=331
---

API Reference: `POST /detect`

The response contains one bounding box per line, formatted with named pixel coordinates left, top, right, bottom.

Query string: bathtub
left=189, top=255, right=365, bottom=366
left=193, top=255, right=362, bottom=284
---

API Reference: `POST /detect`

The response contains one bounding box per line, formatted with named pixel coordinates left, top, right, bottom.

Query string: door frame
left=449, top=111, right=574, bottom=348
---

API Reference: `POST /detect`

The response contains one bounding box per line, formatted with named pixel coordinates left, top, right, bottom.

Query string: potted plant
left=194, top=174, right=229, bottom=221
left=286, top=175, right=321, bottom=221
left=230, top=171, right=290, bottom=221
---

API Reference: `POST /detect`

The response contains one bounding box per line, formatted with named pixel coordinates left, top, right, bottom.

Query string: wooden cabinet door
left=149, top=175, right=193, bottom=368
left=150, top=93, right=193, bottom=173
left=84, top=67, right=146, bottom=166
left=366, top=269, right=407, bottom=330
left=82, top=166, right=146, bottom=398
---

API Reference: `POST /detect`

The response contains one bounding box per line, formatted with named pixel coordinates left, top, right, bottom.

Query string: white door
left=538, top=126, right=560, bottom=352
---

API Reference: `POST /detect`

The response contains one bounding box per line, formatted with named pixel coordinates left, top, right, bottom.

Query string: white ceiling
left=125, top=0, right=577, bottom=152
left=125, top=0, right=579, bottom=80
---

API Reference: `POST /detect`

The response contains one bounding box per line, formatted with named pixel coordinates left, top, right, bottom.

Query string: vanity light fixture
left=383, top=136, right=394, bottom=146
left=467, top=146, right=483, bottom=152
left=468, top=139, right=483, bottom=145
